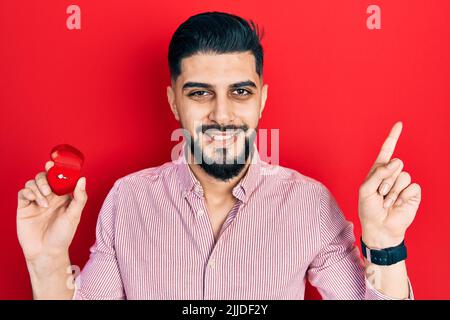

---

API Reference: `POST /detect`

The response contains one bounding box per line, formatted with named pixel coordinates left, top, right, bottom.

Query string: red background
left=1, top=0, right=449, bottom=299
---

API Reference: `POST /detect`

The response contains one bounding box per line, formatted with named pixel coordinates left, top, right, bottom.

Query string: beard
left=184, top=124, right=256, bottom=182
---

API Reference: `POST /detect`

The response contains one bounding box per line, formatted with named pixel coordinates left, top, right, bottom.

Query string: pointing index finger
left=373, top=121, right=403, bottom=166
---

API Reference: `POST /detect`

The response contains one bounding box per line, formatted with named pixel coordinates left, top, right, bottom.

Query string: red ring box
left=47, top=144, right=84, bottom=196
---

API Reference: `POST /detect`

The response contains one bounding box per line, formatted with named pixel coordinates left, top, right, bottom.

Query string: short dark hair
left=168, top=11, right=264, bottom=81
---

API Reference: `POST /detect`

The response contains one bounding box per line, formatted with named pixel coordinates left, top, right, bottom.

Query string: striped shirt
left=73, top=144, right=411, bottom=300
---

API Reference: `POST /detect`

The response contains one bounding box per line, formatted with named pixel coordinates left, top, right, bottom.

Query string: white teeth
left=205, top=131, right=238, bottom=141
left=212, top=134, right=234, bottom=141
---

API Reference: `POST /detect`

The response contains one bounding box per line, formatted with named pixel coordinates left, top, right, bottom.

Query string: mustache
left=197, top=124, right=249, bottom=134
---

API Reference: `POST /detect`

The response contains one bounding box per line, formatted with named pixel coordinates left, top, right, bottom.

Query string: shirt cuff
left=365, top=277, right=414, bottom=300
left=72, top=275, right=82, bottom=300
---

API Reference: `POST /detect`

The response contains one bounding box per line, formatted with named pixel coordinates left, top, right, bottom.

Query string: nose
left=208, top=94, right=235, bottom=125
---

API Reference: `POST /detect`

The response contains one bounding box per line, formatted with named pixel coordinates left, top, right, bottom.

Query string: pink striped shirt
left=73, top=145, right=411, bottom=300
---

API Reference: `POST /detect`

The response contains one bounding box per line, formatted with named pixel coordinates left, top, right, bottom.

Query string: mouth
left=203, top=130, right=240, bottom=147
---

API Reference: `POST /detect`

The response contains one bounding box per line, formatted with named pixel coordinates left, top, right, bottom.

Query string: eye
left=188, top=90, right=211, bottom=97
left=232, top=88, right=252, bottom=96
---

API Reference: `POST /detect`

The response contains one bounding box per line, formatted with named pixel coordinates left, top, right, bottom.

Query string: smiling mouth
left=204, top=131, right=240, bottom=146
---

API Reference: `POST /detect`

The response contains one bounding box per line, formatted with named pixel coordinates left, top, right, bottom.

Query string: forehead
left=177, top=51, right=259, bottom=87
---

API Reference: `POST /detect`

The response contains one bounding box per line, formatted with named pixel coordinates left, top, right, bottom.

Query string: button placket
left=184, top=192, right=215, bottom=260
left=207, top=258, right=216, bottom=269
left=204, top=249, right=220, bottom=299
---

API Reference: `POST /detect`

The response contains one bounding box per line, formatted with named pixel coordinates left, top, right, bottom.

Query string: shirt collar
left=175, top=141, right=261, bottom=204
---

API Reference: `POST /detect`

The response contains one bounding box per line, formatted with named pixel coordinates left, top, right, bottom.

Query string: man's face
left=167, top=51, right=268, bottom=181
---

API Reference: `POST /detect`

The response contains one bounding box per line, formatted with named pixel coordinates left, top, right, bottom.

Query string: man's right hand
left=17, top=160, right=87, bottom=262
left=16, top=161, right=87, bottom=299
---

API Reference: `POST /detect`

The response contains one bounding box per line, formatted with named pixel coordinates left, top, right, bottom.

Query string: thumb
left=66, top=177, right=88, bottom=219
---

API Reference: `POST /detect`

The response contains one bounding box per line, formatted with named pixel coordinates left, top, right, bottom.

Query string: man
left=17, top=11, right=421, bottom=300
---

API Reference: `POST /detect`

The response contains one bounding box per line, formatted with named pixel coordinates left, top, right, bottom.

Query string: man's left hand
left=358, top=121, right=422, bottom=249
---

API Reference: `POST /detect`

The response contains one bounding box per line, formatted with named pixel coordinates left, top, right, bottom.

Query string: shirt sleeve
left=73, top=180, right=125, bottom=300
left=306, top=184, right=413, bottom=300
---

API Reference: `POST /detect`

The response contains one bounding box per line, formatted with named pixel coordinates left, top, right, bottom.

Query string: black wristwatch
left=361, top=237, right=407, bottom=266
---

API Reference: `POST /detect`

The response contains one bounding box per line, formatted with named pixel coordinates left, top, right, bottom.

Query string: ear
left=259, top=83, right=268, bottom=119
left=166, top=85, right=180, bottom=121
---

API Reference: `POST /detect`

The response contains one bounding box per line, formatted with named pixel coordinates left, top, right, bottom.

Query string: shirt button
left=197, top=210, right=205, bottom=217
left=208, top=259, right=216, bottom=269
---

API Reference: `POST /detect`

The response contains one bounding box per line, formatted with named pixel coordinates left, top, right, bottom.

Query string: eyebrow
left=230, top=80, right=257, bottom=89
left=182, top=80, right=257, bottom=90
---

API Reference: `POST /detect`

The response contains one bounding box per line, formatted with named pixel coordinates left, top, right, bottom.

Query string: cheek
left=235, top=107, right=260, bottom=128
left=234, top=95, right=261, bottom=118
left=178, top=102, right=208, bottom=135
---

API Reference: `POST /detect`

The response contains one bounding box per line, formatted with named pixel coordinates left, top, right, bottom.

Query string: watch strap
left=361, top=237, right=407, bottom=266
